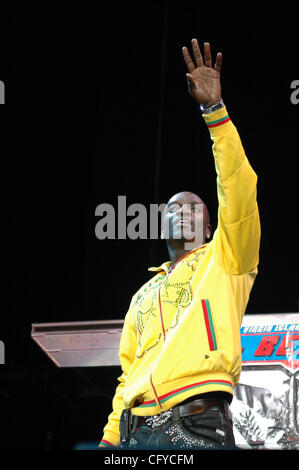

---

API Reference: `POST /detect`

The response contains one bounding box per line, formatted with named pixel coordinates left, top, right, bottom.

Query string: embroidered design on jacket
left=133, top=251, right=202, bottom=358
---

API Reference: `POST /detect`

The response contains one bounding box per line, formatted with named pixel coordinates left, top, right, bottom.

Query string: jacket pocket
left=201, top=299, right=217, bottom=351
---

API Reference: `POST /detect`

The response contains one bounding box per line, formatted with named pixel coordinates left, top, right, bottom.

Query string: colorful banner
left=231, top=313, right=299, bottom=450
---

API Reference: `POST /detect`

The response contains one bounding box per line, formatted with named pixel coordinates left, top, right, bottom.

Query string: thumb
left=186, top=73, right=198, bottom=92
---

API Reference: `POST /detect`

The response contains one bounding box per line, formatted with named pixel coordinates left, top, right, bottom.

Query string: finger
left=204, top=42, right=212, bottom=67
left=214, top=52, right=222, bottom=73
left=182, top=46, right=196, bottom=73
left=186, top=73, right=198, bottom=93
left=191, top=38, right=204, bottom=67
left=186, top=73, right=197, bottom=88
left=186, top=75, right=191, bottom=93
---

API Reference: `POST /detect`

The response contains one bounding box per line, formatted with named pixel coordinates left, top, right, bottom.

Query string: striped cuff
left=99, top=439, right=115, bottom=448
left=206, top=114, right=230, bottom=128
left=202, top=106, right=234, bottom=137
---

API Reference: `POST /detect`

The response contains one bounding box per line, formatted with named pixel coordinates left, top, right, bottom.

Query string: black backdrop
left=1, top=3, right=298, bottom=450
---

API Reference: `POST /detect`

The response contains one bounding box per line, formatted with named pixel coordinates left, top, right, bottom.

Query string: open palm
left=182, top=39, right=222, bottom=107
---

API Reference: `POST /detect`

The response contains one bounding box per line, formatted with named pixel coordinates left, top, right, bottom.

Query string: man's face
left=161, top=191, right=210, bottom=246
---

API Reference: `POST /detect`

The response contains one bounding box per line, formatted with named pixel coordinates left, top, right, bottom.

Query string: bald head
left=166, top=191, right=210, bottom=225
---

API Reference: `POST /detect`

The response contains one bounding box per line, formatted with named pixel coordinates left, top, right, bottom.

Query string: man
left=99, top=38, right=260, bottom=450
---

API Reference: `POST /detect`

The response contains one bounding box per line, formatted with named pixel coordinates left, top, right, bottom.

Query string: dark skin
left=161, top=191, right=211, bottom=267
left=183, top=38, right=222, bottom=107
left=162, top=39, right=222, bottom=267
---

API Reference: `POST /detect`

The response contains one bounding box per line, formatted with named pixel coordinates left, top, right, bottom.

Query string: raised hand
left=182, top=39, right=222, bottom=107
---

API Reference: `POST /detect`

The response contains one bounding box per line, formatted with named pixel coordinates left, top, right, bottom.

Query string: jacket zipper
left=150, top=373, right=162, bottom=410
left=152, top=285, right=166, bottom=411
left=158, top=286, right=166, bottom=341
left=158, top=247, right=199, bottom=342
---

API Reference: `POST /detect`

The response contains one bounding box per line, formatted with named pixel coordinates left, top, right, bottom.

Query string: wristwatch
left=199, top=98, right=224, bottom=114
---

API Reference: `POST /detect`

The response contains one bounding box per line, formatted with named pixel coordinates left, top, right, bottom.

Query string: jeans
left=121, top=409, right=237, bottom=450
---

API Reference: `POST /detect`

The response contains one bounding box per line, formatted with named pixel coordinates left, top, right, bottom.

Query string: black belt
left=120, top=398, right=230, bottom=442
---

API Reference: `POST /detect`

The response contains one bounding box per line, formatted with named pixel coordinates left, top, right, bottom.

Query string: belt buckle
left=145, top=409, right=173, bottom=428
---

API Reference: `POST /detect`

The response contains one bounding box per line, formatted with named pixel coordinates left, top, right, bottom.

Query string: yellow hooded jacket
left=100, top=106, right=261, bottom=447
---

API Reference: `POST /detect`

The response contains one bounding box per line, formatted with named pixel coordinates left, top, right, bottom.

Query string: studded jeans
left=120, top=408, right=237, bottom=450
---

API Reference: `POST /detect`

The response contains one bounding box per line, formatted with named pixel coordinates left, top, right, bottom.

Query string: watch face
left=200, top=100, right=224, bottom=114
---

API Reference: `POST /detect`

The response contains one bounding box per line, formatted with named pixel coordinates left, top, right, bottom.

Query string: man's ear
left=206, top=224, right=212, bottom=239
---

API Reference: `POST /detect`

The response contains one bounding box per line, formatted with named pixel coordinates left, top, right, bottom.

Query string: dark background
left=1, top=3, right=298, bottom=450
